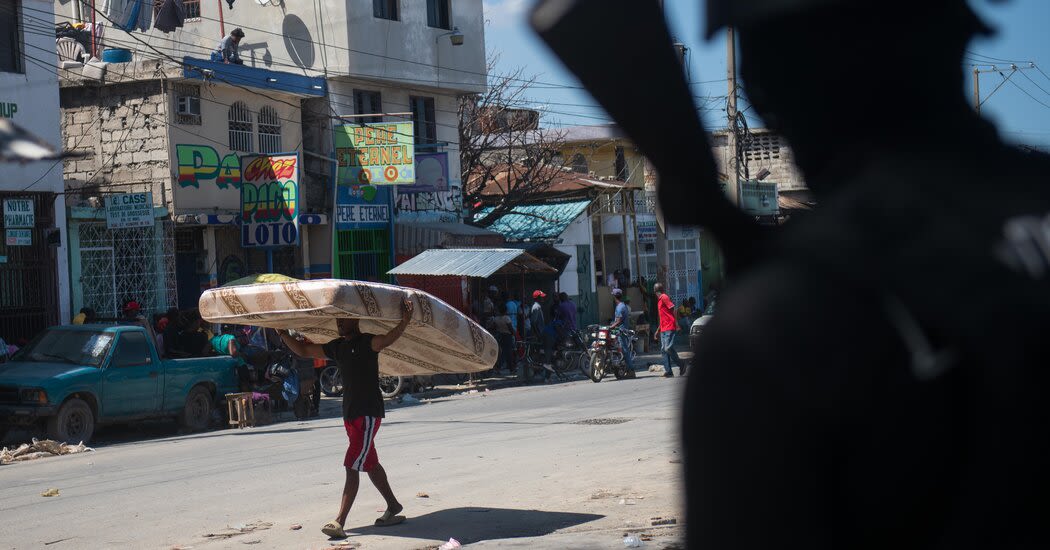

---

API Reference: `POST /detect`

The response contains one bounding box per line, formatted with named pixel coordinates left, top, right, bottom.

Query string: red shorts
left=344, top=416, right=381, bottom=472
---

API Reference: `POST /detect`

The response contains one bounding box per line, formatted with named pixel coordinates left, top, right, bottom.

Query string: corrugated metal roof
left=477, top=200, right=592, bottom=242
left=388, top=248, right=557, bottom=278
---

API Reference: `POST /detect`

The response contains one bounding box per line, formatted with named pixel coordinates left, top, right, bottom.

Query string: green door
left=334, top=229, right=391, bottom=283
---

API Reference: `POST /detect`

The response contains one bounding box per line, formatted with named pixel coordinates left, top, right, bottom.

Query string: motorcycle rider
left=609, top=289, right=635, bottom=378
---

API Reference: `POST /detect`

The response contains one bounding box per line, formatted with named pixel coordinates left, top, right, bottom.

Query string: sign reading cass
left=106, top=192, right=154, bottom=230
left=335, top=123, right=415, bottom=185
left=240, top=153, right=300, bottom=247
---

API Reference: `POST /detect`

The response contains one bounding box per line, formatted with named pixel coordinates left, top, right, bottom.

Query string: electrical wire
left=17, top=5, right=729, bottom=118
left=1005, top=78, right=1050, bottom=110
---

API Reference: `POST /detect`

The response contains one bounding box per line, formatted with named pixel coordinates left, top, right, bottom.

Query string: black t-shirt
left=322, top=334, right=384, bottom=419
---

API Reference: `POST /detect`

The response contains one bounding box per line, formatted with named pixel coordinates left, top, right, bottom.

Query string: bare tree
left=461, top=65, right=572, bottom=228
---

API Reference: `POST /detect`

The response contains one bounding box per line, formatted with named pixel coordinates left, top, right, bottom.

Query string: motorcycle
left=586, top=325, right=636, bottom=382
left=318, top=364, right=411, bottom=399
left=522, top=327, right=590, bottom=379
left=246, top=352, right=316, bottom=420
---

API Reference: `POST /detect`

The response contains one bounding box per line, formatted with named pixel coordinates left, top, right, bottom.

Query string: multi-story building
left=53, top=0, right=486, bottom=318
left=0, top=0, right=71, bottom=339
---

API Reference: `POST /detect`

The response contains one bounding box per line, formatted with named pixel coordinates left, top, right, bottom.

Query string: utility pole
left=972, top=63, right=1036, bottom=115
left=972, top=66, right=981, bottom=115
left=726, top=26, right=740, bottom=207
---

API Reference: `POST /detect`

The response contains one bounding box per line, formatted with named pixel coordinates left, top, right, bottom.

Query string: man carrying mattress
left=278, top=297, right=414, bottom=540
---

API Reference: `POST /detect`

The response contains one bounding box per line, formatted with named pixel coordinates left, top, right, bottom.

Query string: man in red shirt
left=654, top=283, right=687, bottom=377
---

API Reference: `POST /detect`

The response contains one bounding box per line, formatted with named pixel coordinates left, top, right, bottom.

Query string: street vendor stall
left=388, top=248, right=559, bottom=320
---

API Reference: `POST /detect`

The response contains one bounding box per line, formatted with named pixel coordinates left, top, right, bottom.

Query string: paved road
left=0, top=366, right=688, bottom=549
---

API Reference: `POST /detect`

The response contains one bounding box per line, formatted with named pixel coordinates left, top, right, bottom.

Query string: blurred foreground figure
left=686, top=1, right=1050, bottom=548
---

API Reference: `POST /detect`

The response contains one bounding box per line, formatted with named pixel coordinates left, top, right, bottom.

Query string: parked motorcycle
left=586, top=325, right=636, bottom=382
left=249, top=352, right=316, bottom=420
left=522, top=327, right=590, bottom=379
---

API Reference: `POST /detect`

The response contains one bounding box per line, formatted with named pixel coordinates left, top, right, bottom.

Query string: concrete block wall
left=60, top=80, right=172, bottom=209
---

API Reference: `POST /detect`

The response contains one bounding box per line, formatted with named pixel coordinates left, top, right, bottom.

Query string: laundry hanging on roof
left=154, top=0, right=186, bottom=33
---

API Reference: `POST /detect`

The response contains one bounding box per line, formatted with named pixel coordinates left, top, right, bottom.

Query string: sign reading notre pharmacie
left=105, top=192, right=154, bottom=229
left=4, top=199, right=34, bottom=228
left=334, top=123, right=415, bottom=185
left=240, top=153, right=300, bottom=248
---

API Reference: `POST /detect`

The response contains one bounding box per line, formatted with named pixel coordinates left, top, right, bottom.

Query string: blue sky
left=481, top=0, right=1050, bottom=147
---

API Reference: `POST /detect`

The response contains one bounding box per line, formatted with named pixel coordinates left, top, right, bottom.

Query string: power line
left=1006, top=78, right=1050, bottom=110
left=964, top=49, right=1031, bottom=64
left=1018, top=69, right=1050, bottom=99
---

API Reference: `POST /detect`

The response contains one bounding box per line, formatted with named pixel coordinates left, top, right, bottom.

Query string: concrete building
left=0, top=0, right=71, bottom=339
left=53, top=0, right=486, bottom=316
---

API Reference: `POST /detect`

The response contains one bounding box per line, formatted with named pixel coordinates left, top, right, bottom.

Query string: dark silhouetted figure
left=683, top=1, right=1050, bottom=549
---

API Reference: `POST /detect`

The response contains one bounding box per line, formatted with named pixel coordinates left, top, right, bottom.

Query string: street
left=0, top=364, right=687, bottom=549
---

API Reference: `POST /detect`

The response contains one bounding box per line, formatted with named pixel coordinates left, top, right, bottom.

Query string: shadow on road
left=345, top=507, right=604, bottom=544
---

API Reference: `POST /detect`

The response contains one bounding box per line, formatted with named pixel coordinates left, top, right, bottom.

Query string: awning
left=395, top=222, right=504, bottom=255
left=388, top=248, right=557, bottom=278
left=501, top=242, right=571, bottom=276
left=475, top=200, right=592, bottom=242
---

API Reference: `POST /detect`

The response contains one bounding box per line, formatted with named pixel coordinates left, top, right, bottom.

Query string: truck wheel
left=180, top=386, right=212, bottom=432
left=47, top=398, right=95, bottom=444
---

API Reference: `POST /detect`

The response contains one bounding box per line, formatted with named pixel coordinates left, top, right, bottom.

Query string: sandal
left=321, top=520, right=347, bottom=539
left=374, top=510, right=406, bottom=527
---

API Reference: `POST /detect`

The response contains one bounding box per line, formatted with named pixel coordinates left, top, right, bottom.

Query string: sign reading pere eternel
left=334, top=123, right=416, bottom=185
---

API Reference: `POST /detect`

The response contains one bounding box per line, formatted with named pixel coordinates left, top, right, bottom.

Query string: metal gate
left=76, top=220, right=177, bottom=318
left=0, top=193, right=58, bottom=342
left=667, top=238, right=699, bottom=306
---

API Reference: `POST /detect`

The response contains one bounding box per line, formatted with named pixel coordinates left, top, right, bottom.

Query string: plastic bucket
left=101, top=48, right=132, bottom=63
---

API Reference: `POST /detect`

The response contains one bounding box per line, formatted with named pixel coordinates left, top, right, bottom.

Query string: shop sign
left=105, top=192, right=154, bottom=229
left=6, top=229, right=32, bottom=246
left=334, top=123, right=416, bottom=185
left=4, top=199, right=34, bottom=228
left=336, top=185, right=391, bottom=229
left=637, top=221, right=657, bottom=244
left=240, top=153, right=300, bottom=247
left=741, top=180, right=779, bottom=216
left=396, top=152, right=449, bottom=194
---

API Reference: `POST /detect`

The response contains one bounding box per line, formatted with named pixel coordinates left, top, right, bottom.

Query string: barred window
left=228, top=101, right=253, bottom=152
left=258, top=106, right=282, bottom=154
left=183, top=0, right=201, bottom=20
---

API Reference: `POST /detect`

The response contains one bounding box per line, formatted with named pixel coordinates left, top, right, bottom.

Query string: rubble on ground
left=1, top=438, right=93, bottom=465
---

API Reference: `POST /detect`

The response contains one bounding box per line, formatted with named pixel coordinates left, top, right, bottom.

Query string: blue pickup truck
left=0, top=324, right=239, bottom=444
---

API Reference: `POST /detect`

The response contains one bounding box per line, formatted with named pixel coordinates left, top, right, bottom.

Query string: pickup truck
left=0, top=324, right=239, bottom=444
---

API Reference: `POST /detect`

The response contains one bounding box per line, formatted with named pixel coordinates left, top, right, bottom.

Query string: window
left=353, top=90, right=383, bottom=123
left=112, top=332, right=151, bottom=367
left=744, top=134, right=782, bottom=162
left=571, top=153, right=589, bottom=174
left=173, top=83, right=201, bottom=126
left=427, top=0, right=451, bottom=29
left=258, top=106, right=282, bottom=154
left=228, top=101, right=254, bottom=152
left=0, top=0, right=24, bottom=74
left=615, top=146, right=628, bottom=181
left=409, top=96, right=437, bottom=146
left=373, top=0, right=398, bottom=20
left=183, top=0, right=201, bottom=20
